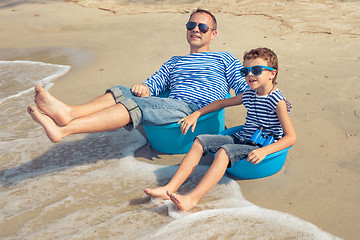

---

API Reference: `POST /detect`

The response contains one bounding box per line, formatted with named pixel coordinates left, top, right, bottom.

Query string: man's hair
left=189, top=8, right=217, bottom=30
left=243, top=47, right=279, bottom=84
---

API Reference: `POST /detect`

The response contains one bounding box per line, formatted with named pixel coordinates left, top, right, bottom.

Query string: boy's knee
left=193, top=138, right=204, bottom=150
left=217, top=147, right=230, bottom=159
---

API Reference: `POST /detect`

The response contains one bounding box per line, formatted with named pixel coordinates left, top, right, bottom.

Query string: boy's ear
left=270, top=70, right=277, bottom=79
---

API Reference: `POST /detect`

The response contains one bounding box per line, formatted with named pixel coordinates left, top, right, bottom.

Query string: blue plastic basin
left=219, top=126, right=292, bottom=179
left=143, top=91, right=230, bottom=154
left=144, top=109, right=225, bottom=154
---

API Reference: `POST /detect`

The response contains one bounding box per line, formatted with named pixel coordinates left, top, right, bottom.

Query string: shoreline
left=0, top=1, right=359, bottom=239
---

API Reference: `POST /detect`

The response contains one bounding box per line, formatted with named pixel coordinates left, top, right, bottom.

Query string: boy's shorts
left=106, top=85, right=199, bottom=131
left=196, top=134, right=259, bottom=167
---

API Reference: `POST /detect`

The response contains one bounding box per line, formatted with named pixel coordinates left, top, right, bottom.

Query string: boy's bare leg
left=27, top=101, right=131, bottom=143
left=33, top=84, right=116, bottom=126
left=144, top=139, right=204, bottom=200
left=167, top=148, right=229, bottom=211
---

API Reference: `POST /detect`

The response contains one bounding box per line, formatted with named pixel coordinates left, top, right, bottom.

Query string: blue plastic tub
left=143, top=91, right=230, bottom=154
left=144, top=109, right=226, bottom=154
left=219, top=126, right=292, bottom=179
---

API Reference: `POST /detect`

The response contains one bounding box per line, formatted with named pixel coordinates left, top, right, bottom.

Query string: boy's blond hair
left=243, top=47, right=278, bottom=84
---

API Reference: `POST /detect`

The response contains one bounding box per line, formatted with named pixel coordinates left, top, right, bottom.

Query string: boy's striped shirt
left=234, top=88, right=292, bottom=141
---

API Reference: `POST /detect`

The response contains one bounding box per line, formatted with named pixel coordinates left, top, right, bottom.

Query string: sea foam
left=0, top=60, right=70, bottom=104
left=0, top=60, right=341, bottom=239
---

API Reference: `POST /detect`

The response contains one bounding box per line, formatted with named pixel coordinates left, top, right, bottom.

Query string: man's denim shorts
left=196, top=134, right=259, bottom=167
left=106, top=85, right=199, bottom=131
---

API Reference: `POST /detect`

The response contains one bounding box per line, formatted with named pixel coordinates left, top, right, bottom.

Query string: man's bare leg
left=28, top=102, right=131, bottom=143
left=33, top=84, right=116, bottom=126
left=167, top=148, right=229, bottom=211
left=144, top=139, right=204, bottom=200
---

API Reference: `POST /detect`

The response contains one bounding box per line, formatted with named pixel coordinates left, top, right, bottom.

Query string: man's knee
left=104, top=92, right=117, bottom=104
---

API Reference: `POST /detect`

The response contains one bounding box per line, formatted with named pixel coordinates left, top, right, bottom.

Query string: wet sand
left=0, top=1, right=359, bottom=239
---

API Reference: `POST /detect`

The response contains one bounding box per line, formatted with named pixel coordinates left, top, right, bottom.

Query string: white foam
left=0, top=127, right=342, bottom=240
left=0, top=60, right=341, bottom=239
left=0, top=60, right=70, bottom=104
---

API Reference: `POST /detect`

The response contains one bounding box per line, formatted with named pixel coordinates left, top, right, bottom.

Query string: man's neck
left=190, top=46, right=211, bottom=54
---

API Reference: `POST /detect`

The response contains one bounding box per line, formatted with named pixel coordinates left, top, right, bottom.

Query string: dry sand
left=0, top=0, right=359, bottom=239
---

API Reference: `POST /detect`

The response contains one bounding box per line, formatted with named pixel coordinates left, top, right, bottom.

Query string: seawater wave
left=0, top=61, right=70, bottom=141
left=0, top=61, right=341, bottom=239
left=0, top=60, right=70, bottom=104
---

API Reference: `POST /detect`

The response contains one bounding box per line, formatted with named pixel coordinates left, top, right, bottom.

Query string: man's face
left=186, top=12, right=217, bottom=53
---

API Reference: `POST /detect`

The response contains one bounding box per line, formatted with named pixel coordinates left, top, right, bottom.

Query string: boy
left=144, top=47, right=296, bottom=211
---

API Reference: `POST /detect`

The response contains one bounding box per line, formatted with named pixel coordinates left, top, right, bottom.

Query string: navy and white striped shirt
left=143, top=51, right=249, bottom=109
left=234, top=89, right=292, bottom=141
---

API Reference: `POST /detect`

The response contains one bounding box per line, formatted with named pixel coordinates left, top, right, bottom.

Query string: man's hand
left=131, top=84, right=150, bottom=97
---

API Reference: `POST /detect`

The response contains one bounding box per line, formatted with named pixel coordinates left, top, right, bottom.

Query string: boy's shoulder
left=270, top=88, right=286, bottom=100
left=269, top=89, right=292, bottom=112
left=243, top=88, right=257, bottom=95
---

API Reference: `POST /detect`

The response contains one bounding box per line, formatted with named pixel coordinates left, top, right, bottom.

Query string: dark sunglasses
left=186, top=21, right=214, bottom=33
left=240, top=65, right=275, bottom=77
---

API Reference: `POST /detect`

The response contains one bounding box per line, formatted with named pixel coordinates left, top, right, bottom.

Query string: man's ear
left=211, top=30, right=218, bottom=40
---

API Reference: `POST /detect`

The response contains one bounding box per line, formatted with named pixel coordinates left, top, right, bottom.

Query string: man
left=27, top=9, right=249, bottom=143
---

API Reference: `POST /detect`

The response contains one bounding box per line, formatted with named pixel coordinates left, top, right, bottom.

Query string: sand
left=0, top=0, right=359, bottom=239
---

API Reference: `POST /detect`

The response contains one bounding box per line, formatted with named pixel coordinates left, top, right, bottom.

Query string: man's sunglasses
left=240, top=65, right=275, bottom=77
left=186, top=21, right=214, bottom=33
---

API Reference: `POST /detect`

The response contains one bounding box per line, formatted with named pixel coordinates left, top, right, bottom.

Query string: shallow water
left=0, top=61, right=341, bottom=239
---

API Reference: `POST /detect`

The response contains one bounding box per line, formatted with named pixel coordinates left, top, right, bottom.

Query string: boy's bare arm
left=247, top=100, right=296, bottom=164
left=178, top=94, right=244, bottom=134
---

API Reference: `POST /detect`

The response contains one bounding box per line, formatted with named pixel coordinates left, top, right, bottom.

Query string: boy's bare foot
left=27, top=106, right=64, bottom=143
left=167, top=191, right=197, bottom=211
left=34, top=84, right=72, bottom=126
left=144, top=187, right=171, bottom=200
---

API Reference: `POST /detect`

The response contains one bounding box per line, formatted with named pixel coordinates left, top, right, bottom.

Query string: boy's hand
left=177, top=111, right=201, bottom=135
left=131, top=84, right=150, bottom=97
left=247, top=148, right=267, bottom=164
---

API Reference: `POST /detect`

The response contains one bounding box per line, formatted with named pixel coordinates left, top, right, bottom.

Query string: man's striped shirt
left=143, top=51, right=249, bottom=109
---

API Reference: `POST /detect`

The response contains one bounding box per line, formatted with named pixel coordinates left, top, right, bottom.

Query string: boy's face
left=186, top=12, right=217, bottom=53
left=243, top=58, right=277, bottom=95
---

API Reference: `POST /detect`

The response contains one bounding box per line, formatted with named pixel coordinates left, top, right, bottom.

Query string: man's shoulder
left=168, top=55, right=183, bottom=62
left=166, top=52, right=239, bottom=65
left=214, top=51, right=237, bottom=59
left=162, top=55, right=183, bottom=67
left=214, top=52, right=241, bottom=66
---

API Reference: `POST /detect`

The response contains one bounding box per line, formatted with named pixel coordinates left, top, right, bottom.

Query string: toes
left=167, top=191, right=180, bottom=204
left=27, top=106, right=35, bottom=114
left=35, top=84, right=43, bottom=94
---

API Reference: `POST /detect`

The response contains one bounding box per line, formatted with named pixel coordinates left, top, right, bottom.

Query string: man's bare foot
left=27, top=106, right=64, bottom=143
left=34, top=84, right=72, bottom=126
left=167, top=191, right=197, bottom=211
left=144, top=187, right=171, bottom=200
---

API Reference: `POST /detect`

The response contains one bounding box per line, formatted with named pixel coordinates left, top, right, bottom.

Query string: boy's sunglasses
left=186, top=21, right=213, bottom=33
left=240, top=65, right=275, bottom=77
